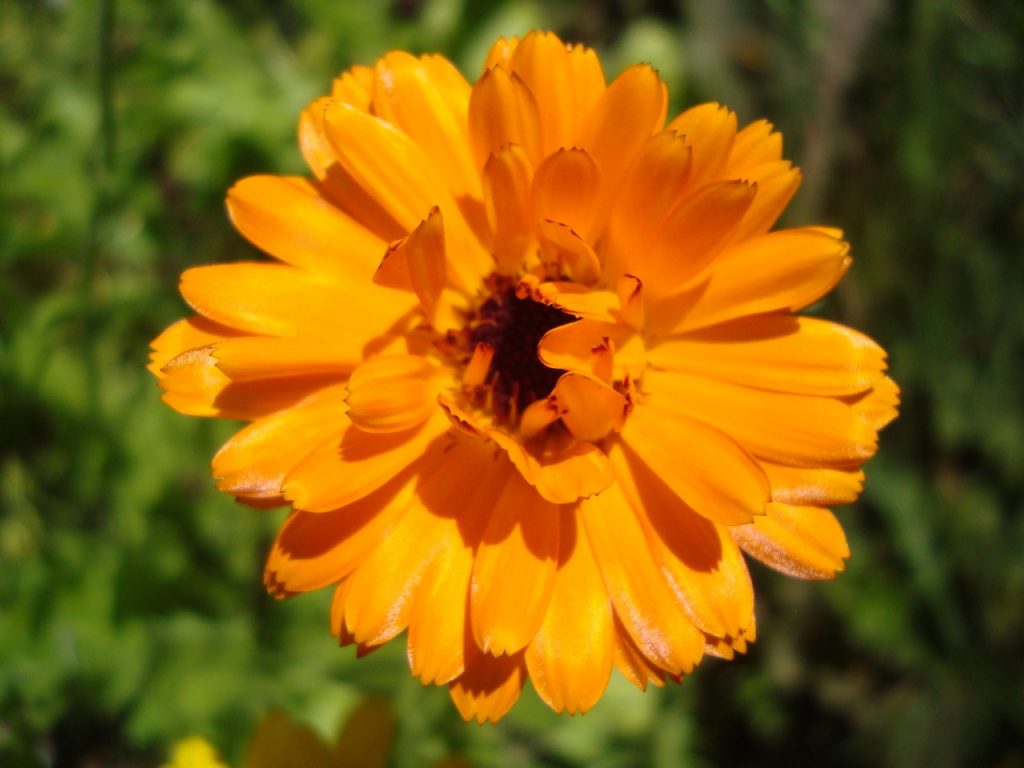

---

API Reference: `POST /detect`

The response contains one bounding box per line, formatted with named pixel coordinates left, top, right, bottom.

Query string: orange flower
left=150, top=31, right=898, bottom=722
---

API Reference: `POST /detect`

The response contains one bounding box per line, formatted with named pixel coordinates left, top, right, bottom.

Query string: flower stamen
left=461, top=274, right=575, bottom=424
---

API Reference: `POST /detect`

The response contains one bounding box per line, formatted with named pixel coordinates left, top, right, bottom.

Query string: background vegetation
left=2, top=0, right=1022, bottom=765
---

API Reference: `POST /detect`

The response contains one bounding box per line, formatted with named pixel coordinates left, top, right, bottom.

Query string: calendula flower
left=150, top=31, right=897, bottom=722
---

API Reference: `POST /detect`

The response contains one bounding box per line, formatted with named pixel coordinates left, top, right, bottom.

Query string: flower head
left=150, top=31, right=898, bottom=722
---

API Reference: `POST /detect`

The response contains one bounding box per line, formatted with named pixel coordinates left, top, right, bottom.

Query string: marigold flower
left=150, top=31, right=898, bottom=722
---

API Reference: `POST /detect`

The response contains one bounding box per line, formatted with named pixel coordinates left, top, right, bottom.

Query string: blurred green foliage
left=2, top=0, right=1023, bottom=766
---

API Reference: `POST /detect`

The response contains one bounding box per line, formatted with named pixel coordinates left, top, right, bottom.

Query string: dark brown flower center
left=465, top=275, right=575, bottom=422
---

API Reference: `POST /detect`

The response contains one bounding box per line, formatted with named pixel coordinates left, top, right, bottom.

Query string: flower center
left=462, top=274, right=575, bottom=423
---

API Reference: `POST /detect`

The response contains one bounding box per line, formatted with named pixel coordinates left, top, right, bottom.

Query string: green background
left=2, top=0, right=1022, bottom=765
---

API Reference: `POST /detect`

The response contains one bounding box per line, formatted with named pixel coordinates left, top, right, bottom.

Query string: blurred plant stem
left=81, top=0, right=117, bottom=421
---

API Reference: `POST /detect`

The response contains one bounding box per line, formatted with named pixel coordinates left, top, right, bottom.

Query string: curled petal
left=345, top=355, right=443, bottom=434
left=532, top=282, right=619, bottom=322
left=535, top=220, right=601, bottom=285
left=551, top=372, right=628, bottom=442
left=539, top=319, right=645, bottom=382
left=373, top=207, right=449, bottom=325
left=487, top=428, right=614, bottom=504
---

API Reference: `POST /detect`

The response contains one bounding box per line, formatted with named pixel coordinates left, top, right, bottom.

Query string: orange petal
left=331, top=65, right=374, bottom=110
left=637, top=180, right=756, bottom=296
left=611, top=613, right=670, bottom=690
left=620, top=404, right=770, bottom=525
left=487, top=427, right=614, bottom=504
left=525, top=507, right=614, bottom=714
left=539, top=318, right=645, bottom=382
left=652, top=227, right=851, bottom=335
left=148, top=315, right=240, bottom=376
left=508, top=32, right=581, bottom=154
left=616, top=274, right=645, bottom=330
left=407, top=443, right=509, bottom=685
left=470, top=471, right=560, bottom=655
left=468, top=65, right=542, bottom=169
left=226, top=175, right=385, bottom=279
left=370, top=52, right=479, bottom=200
left=418, top=54, right=473, bottom=121
left=726, top=161, right=801, bottom=244
left=322, top=101, right=489, bottom=287
left=212, top=383, right=349, bottom=499
left=321, top=101, right=447, bottom=229
left=518, top=398, right=561, bottom=441
left=282, top=411, right=449, bottom=512
left=647, top=315, right=887, bottom=396
left=846, top=373, right=900, bottom=431
left=565, top=42, right=606, bottom=124
left=581, top=482, right=705, bottom=676
left=211, top=335, right=364, bottom=381
left=551, top=372, right=627, bottom=442
left=159, top=346, right=336, bottom=419
left=265, top=464, right=429, bottom=593
left=731, top=502, right=850, bottom=579
left=297, top=97, right=405, bottom=241
left=725, top=119, right=783, bottom=172
left=298, top=97, right=339, bottom=181
left=342, top=451, right=494, bottom=646
left=604, top=130, right=693, bottom=282
left=407, top=548, right=473, bottom=685
left=449, top=647, right=526, bottom=724
left=644, top=369, right=880, bottom=467
left=345, top=355, right=442, bottom=434
left=666, top=103, right=737, bottom=191
left=610, top=443, right=754, bottom=640
left=533, top=282, right=618, bottom=321
left=482, top=36, right=519, bottom=71
left=535, top=220, right=601, bottom=285
left=482, top=144, right=534, bottom=275
left=373, top=207, right=448, bottom=323
left=762, top=461, right=865, bottom=506
left=579, top=64, right=667, bottom=199
left=179, top=262, right=411, bottom=338
left=531, top=148, right=601, bottom=241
